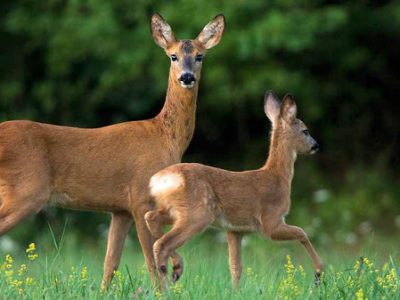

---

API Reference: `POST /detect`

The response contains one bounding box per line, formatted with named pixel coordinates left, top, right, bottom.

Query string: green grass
left=0, top=231, right=398, bottom=299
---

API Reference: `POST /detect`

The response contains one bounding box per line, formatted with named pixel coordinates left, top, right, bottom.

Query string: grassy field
left=0, top=230, right=398, bottom=299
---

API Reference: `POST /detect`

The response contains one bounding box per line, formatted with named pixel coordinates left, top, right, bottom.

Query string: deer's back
left=150, top=163, right=265, bottom=227
left=0, top=119, right=177, bottom=211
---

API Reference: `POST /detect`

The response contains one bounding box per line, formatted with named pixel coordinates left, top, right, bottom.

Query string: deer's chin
left=179, top=81, right=195, bottom=89
left=309, top=149, right=318, bottom=155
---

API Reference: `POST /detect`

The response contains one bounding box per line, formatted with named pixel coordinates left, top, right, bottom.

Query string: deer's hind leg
left=152, top=206, right=213, bottom=289
left=226, top=231, right=243, bottom=288
left=145, top=209, right=184, bottom=283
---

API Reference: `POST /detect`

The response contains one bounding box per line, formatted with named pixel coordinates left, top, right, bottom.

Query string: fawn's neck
left=263, top=129, right=297, bottom=188
left=156, top=70, right=198, bottom=157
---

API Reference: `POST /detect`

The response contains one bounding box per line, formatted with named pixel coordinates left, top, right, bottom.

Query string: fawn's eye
left=195, top=54, right=203, bottom=62
left=303, top=130, right=309, bottom=136
left=171, top=54, right=178, bottom=61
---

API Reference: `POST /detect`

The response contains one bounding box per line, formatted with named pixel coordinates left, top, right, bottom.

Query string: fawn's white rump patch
left=149, top=172, right=184, bottom=196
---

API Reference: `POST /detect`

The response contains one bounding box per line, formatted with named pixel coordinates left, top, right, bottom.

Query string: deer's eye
left=195, top=54, right=203, bottom=62
left=171, top=54, right=178, bottom=61
left=303, top=130, right=309, bottom=136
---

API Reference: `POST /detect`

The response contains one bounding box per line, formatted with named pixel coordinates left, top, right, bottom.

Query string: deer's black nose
left=179, top=73, right=196, bottom=85
left=311, top=143, right=320, bottom=152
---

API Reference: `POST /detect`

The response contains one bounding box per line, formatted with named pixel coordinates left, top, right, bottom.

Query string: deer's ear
left=150, top=13, right=176, bottom=49
left=195, top=14, right=225, bottom=49
left=264, top=91, right=281, bottom=124
left=281, top=94, right=297, bottom=122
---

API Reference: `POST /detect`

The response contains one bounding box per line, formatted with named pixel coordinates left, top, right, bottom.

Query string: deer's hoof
left=172, top=272, right=180, bottom=283
left=171, top=264, right=183, bottom=283
left=159, top=265, right=167, bottom=275
left=315, top=271, right=321, bottom=286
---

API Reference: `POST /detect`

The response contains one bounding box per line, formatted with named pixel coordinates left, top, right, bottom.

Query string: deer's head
left=264, top=91, right=319, bottom=155
left=151, top=13, right=225, bottom=89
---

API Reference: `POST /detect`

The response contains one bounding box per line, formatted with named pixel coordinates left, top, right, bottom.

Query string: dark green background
left=1, top=0, right=399, bottom=247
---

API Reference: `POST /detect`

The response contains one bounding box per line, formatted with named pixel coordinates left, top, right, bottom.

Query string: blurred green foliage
left=0, top=0, right=399, bottom=243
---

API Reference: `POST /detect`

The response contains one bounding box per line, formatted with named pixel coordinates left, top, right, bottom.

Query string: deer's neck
left=263, top=131, right=297, bottom=188
left=156, top=71, right=198, bottom=157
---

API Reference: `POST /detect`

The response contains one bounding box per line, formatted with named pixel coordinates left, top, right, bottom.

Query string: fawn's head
left=151, top=13, right=225, bottom=89
left=264, top=91, right=319, bottom=155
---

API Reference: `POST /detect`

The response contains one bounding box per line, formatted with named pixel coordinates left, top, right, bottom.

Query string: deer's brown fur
left=0, top=13, right=225, bottom=288
left=146, top=92, right=323, bottom=289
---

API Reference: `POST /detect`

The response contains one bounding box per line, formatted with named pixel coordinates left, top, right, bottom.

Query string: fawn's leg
left=101, top=211, right=133, bottom=289
left=153, top=213, right=212, bottom=290
left=226, top=231, right=243, bottom=288
left=145, top=210, right=184, bottom=283
left=264, top=221, right=323, bottom=284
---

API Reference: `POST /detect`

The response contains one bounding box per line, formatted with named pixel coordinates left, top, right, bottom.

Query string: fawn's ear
left=151, top=13, right=177, bottom=49
left=195, top=14, right=225, bottom=49
left=264, top=91, right=281, bottom=125
left=281, top=94, right=297, bottom=122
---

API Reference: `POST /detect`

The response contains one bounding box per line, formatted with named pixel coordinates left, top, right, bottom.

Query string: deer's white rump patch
left=150, top=172, right=184, bottom=196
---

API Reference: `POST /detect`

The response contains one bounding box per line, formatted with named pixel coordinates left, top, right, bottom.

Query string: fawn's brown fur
left=0, top=13, right=225, bottom=287
left=146, top=92, right=323, bottom=288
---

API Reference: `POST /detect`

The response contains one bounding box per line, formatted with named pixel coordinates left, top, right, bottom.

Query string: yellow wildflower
left=377, top=276, right=387, bottom=289
left=5, top=254, right=14, bottom=269
left=112, top=270, right=123, bottom=292
left=69, top=266, right=77, bottom=283
left=245, top=266, right=258, bottom=283
left=114, top=270, right=122, bottom=282
left=12, top=279, right=23, bottom=288
left=26, top=277, right=34, bottom=286
left=354, top=259, right=360, bottom=272
left=298, top=264, right=306, bottom=277
left=362, top=257, right=374, bottom=273
left=81, top=266, right=88, bottom=283
left=6, top=254, right=13, bottom=264
left=155, top=290, right=163, bottom=299
left=285, top=255, right=295, bottom=275
left=172, top=281, right=183, bottom=295
left=355, top=288, right=364, bottom=300
left=18, top=264, right=27, bottom=276
left=385, top=268, right=398, bottom=290
left=278, top=255, right=300, bottom=298
left=5, top=269, right=14, bottom=279
left=26, top=243, right=39, bottom=261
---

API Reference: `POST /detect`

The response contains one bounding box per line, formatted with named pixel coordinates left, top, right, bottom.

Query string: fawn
left=145, top=91, right=323, bottom=288
left=0, top=13, right=225, bottom=288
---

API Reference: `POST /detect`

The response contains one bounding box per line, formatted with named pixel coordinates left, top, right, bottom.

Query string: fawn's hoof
left=172, top=272, right=180, bottom=283
left=171, top=264, right=183, bottom=283
left=315, top=271, right=321, bottom=286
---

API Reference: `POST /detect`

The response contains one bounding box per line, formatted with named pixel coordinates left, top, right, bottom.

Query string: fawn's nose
left=311, top=143, right=320, bottom=152
left=179, top=73, right=196, bottom=86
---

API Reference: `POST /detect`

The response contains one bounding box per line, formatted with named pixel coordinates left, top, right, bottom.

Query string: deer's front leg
left=226, top=231, right=243, bottom=288
left=102, top=211, right=133, bottom=289
left=263, top=221, right=323, bottom=284
left=134, top=208, right=158, bottom=286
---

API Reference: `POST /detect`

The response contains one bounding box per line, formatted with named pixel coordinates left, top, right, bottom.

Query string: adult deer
left=0, top=13, right=225, bottom=287
left=146, top=92, right=323, bottom=289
